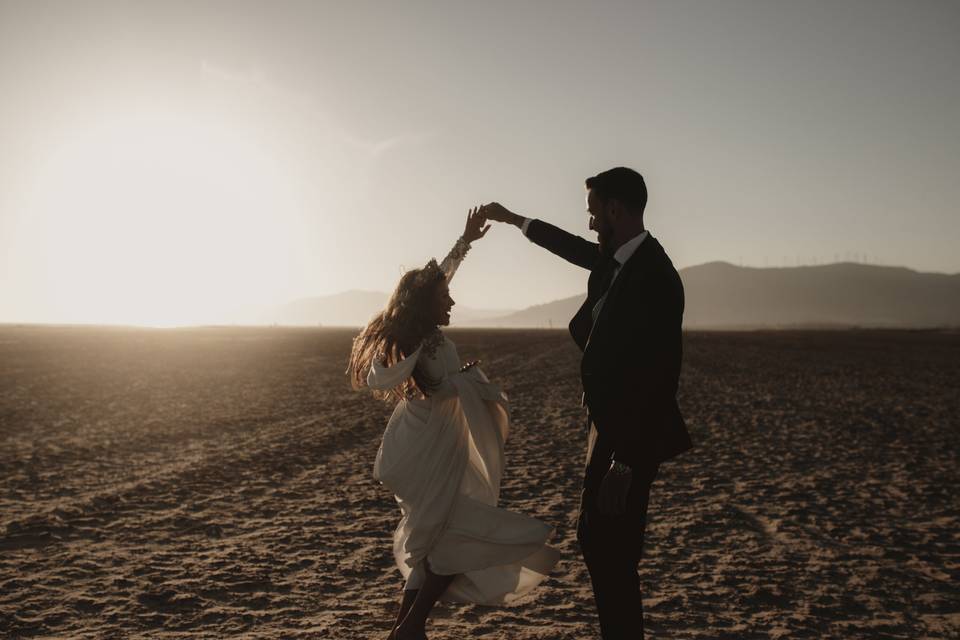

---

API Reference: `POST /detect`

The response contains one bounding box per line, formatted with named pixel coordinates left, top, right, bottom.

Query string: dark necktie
left=591, top=256, right=619, bottom=324
left=599, top=258, right=618, bottom=295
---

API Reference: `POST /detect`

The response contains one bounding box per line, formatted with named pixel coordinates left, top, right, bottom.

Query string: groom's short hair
left=586, top=167, right=647, bottom=215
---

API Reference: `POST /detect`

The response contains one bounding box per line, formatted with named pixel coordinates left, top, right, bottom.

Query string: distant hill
left=468, top=262, right=960, bottom=329
left=265, top=263, right=960, bottom=329
left=263, top=290, right=513, bottom=327
left=681, top=262, right=960, bottom=328
left=461, top=296, right=581, bottom=329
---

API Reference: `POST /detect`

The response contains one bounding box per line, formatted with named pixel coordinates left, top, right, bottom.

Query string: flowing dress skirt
left=373, top=368, right=560, bottom=604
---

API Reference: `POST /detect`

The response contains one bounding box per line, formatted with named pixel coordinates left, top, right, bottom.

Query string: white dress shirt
left=595, top=229, right=647, bottom=315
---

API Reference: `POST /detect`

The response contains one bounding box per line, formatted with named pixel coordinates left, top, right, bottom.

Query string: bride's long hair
left=347, top=260, right=446, bottom=401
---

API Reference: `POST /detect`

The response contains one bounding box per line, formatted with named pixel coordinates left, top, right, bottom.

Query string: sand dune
left=1, top=326, right=958, bottom=638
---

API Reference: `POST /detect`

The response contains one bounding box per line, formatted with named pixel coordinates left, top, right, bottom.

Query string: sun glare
left=23, top=112, right=304, bottom=326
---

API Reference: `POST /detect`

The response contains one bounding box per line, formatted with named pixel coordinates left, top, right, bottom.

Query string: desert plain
left=1, top=326, right=958, bottom=639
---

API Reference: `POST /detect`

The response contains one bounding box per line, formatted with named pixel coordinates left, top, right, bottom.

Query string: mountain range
left=259, top=262, right=960, bottom=329
left=258, top=290, right=512, bottom=327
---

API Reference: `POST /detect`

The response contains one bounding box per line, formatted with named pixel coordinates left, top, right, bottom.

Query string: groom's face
left=587, top=190, right=615, bottom=256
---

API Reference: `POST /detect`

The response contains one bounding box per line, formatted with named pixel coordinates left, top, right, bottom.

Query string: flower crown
left=404, top=258, right=445, bottom=299
left=413, top=258, right=445, bottom=289
left=383, top=236, right=468, bottom=328
left=383, top=258, right=445, bottom=324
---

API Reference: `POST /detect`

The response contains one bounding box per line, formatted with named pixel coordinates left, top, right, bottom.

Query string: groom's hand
left=480, top=202, right=524, bottom=228
left=598, top=461, right=632, bottom=515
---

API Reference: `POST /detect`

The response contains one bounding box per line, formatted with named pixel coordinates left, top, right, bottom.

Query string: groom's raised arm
left=481, top=203, right=600, bottom=270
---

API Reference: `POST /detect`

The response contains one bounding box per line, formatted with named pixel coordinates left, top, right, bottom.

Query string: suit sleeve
left=524, top=219, right=600, bottom=271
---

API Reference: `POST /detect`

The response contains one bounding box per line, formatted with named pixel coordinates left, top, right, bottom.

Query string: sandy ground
left=1, top=326, right=958, bottom=639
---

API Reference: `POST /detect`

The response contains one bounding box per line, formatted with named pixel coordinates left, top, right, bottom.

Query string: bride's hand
left=462, top=206, right=491, bottom=244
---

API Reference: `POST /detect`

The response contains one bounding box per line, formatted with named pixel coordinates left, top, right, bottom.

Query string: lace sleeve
left=439, top=235, right=471, bottom=282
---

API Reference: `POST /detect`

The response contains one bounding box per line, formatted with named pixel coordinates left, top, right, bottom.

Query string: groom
left=482, top=167, right=692, bottom=639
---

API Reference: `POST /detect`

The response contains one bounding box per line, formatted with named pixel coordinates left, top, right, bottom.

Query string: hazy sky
left=2, top=0, right=958, bottom=325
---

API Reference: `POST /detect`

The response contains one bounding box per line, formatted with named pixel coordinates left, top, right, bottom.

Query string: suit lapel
left=583, top=236, right=658, bottom=359
left=570, top=255, right=616, bottom=351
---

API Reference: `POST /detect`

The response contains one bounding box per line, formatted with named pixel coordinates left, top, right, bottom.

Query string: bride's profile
left=347, top=208, right=560, bottom=640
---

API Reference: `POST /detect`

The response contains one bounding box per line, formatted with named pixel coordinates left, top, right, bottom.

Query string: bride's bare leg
left=386, top=589, right=418, bottom=639
left=395, top=564, right=456, bottom=639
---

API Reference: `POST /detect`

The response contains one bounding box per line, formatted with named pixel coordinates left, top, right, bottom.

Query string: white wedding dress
left=368, top=237, right=560, bottom=605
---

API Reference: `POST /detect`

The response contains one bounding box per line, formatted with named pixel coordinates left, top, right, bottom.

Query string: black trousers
left=576, top=437, right=660, bottom=640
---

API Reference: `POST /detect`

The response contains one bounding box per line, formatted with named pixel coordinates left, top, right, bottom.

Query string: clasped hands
left=463, top=203, right=524, bottom=243
left=478, top=202, right=524, bottom=228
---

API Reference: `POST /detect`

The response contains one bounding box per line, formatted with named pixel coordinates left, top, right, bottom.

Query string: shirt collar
left=612, top=230, right=649, bottom=267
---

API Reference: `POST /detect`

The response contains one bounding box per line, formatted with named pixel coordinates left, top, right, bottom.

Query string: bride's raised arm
left=440, top=206, right=490, bottom=282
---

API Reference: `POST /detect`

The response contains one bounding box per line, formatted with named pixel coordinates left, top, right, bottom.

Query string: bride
left=348, top=208, right=560, bottom=639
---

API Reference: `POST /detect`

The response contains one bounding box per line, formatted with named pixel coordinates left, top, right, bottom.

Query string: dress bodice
left=417, top=333, right=462, bottom=392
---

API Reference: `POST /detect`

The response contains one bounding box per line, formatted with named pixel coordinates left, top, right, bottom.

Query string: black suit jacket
left=526, top=219, right=693, bottom=472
